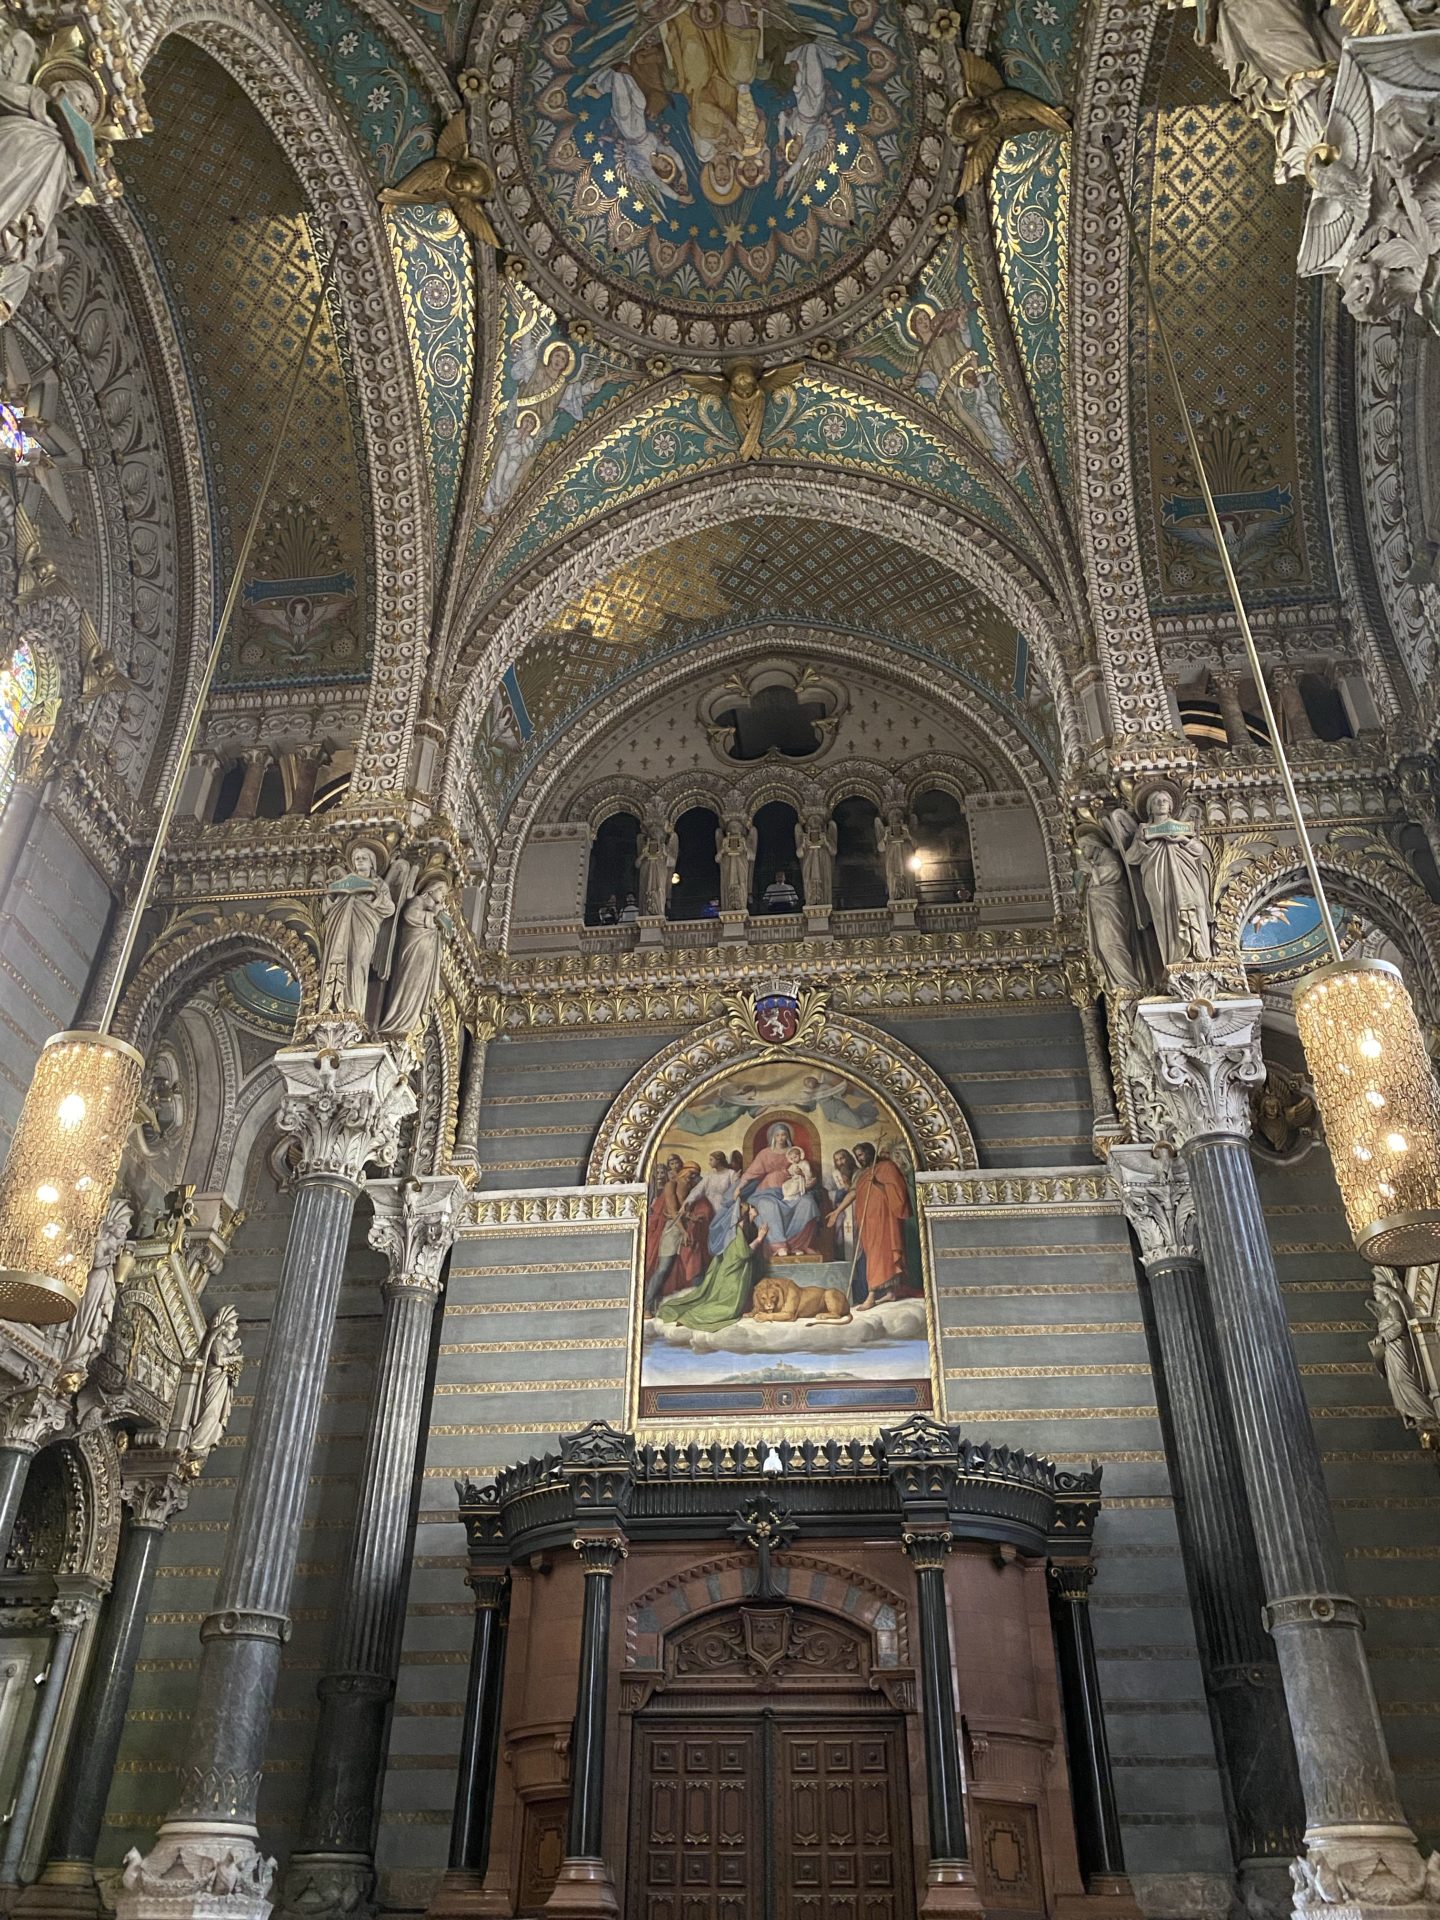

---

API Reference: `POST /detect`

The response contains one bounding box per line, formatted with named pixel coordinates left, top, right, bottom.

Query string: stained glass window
left=0, top=640, right=38, bottom=809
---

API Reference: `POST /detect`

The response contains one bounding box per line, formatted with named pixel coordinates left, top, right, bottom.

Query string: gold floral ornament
left=947, top=52, right=1069, bottom=197
left=723, top=985, right=829, bottom=1051
left=378, top=109, right=499, bottom=249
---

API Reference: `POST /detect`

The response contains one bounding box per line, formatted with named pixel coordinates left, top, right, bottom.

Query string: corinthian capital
left=367, top=1174, right=464, bottom=1294
left=0, top=1383, right=69, bottom=1454
left=1108, top=1143, right=1198, bottom=1268
left=1134, top=998, right=1265, bottom=1148
left=274, top=1041, right=418, bottom=1186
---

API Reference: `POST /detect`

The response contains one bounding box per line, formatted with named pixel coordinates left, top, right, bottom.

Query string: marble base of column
left=6, top=1864, right=100, bottom=1920
left=542, top=1860, right=619, bottom=1919
left=422, top=1869, right=508, bottom=1920
left=1239, top=1857, right=1294, bottom=1920
left=919, top=1860, right=984, bottom=1917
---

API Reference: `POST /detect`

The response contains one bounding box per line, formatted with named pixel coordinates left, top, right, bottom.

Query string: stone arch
left=114, top=915, right=318, bottom=1056
left=484, top=626, right=1062, bottom=947
left=573, top=781, right=654, bottom=835
left=138, top=0, right=435, bottom=800
left=587, top=1013, right=978, bottom=1184
left=440, top=473, right=1086, bottom=827
left=64, top=1427, right=124, bottom=1587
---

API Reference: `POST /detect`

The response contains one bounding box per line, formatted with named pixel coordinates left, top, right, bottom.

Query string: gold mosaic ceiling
left=119, top=38, right=371, bottom=687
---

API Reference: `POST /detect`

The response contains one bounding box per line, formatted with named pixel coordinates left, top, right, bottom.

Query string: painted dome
left=481, top=0, right=946, bottom=357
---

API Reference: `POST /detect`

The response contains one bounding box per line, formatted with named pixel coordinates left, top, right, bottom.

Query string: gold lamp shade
left=1293, top=958, right=1440, bottom=1267
left=0, top=1030, right=144, bottom=1324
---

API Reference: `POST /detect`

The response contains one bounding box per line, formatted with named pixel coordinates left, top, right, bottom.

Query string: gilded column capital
left=901, top=1527, right=954, bottom=1572
left=1108, top=1142, right=1199, bottom=1268
left=1133, top=997, right=1264, bottom=1148
left=366, top=1173, right=464, bottom=1295
left=274, top=1041, right=418, bottom=1186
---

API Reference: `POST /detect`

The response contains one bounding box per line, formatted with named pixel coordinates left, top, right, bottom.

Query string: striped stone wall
left=98, top=1144, right=387, bottom=1886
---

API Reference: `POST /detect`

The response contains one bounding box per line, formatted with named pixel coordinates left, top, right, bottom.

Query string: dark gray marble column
left=0, top=1595, right=95, bottom=1886
left=1049, top=1561, right=1129, bottom=1893
left=904, top=1530, right=977, bottom=1896
left=545, top=1535, right=625, bottom=1920
left=1137, top=999, right=1435, bottom=1918
left=115, top=1038, right=415, bottom=1920
left=1110, top=1145, right=1304, bottom=1911
left=18, top=1473, right=189, bottom=1919
left=279, top=1175, right=461, bottom=1920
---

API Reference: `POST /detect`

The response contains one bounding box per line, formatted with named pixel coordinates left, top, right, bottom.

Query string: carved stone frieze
left=465, top=1185, right=645, bottom=1230
left=1133, top=997, right=1265, bottom=1148
left=366, top=1174, right=463, bottom=1294
left=1107, top=1142, right=1199, bottom=1267
left=119, top=1834, right=276, bottom=1920
left=916, top=1168, right=1115, bottom=1212
left=274, top=1042, right=418, bottom=1186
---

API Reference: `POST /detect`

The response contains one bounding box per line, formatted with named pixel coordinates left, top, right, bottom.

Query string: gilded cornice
left=465, top=1186, right=646, bottom=1230
left=917, top=1167, right=1116, bottom=1212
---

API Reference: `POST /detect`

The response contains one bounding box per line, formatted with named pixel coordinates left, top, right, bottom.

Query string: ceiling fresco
left=119, top=38, right=372, bottom=688
left=1129, top=17, right=1336, bottom=614
left=471, top=514, right=1057, bottom=820
left=268, top=0, right=475, bottom=550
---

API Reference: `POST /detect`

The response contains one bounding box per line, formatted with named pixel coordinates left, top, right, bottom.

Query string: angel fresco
left=905, top=300, right=1021, bottom=474
left=481, top=301, right=632, bottom=522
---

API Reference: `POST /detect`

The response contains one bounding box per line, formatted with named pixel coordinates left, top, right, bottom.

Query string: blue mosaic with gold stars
left=520, top=0, right=917, bottom=309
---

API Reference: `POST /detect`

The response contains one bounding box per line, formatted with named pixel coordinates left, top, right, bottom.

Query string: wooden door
left=629, top=1715, right=911, bottom=1920
left=627, top=1722, right=764, bottom=1920
left=774, top=1723, right=910, bottom=1920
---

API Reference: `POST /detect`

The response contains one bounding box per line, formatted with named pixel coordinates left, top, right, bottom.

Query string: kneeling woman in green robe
left=656, top=1203, right=768, bottom=1332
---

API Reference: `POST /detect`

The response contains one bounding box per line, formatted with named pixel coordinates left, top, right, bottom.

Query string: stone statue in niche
left=380, top=876, right=453, bottom=1040
left=316, top=843, right=395, bottom=1021
left=1195, top=0, right=1339, bottom=183
left=795, top=808, right=837, bottom=908
left=188, top=1304, right=245, bottom=1466
left=716, top=815, right=756, bottom=913
left=875, top=806, right=917, bottom=904
left=1367, top=1273, right=1438, bottom=1433
left=1111, top=789, right=1215, bottom=971
left=1076, top=836, right=1146, bottom=997
left=58, top=1197, right=133, bottom=1388
left=638, top=819, right=677, bottom=918
left=0, top=27, right=101, bottom=326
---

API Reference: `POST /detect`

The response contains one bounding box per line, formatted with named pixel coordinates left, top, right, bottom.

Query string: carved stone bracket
left=366, top=1173, right=463, bottom=1295
left=1132, top=998, right=1265, bottom=1148
left=1301, top=29, right=1440, bottom=334
left=274, top=1040, right=418, bottom=1186
left=121, top=1463, right=190, bottom=1532
left=1108, top=1142, right=1199, bottom=1267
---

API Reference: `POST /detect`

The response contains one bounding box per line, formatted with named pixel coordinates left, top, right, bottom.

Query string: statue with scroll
left=316, top=843, right=395, bottom=1020
left=1111, top=789, right=1215, bottom=971
left=1193, top=0, right=1339, bottom=182
left=0, top=27, right=100, bottom=324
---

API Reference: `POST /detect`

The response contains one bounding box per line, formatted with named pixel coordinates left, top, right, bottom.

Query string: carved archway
left=587, top=1012, right=978, bottom=1184
left=114, top=914, right=318, bottom=1055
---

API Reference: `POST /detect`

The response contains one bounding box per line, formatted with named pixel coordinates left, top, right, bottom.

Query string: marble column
left=1213, top=674, right=1252, bottom=751
left=545, top=1534, right=626, bottom=1920
left=1136, top=999, right=1439, bottom=1920
left=903, top=1529, right=983, bottom=1918
left=287, top=746, right=326, bottom=816
left=279, top=1175, right=462, bottom=1920
left=18, top=1472, right=190, bottom=1919
left=1072, top=988, right=1121, bottom=1150
left=0, top=1595, right=96, bottom=1886
left=0, top=1389, right=68, bottom=1566
left=1049, top=1561, right=1130, bottom=1897
left=116, top=1037, right=416, bottom=1920
left=231, top=749, right=269, bottom=820
left=449, top=1010, right=498, bottom=1176
left=1110, top=1144, right=1304, bottom=1914
left=426, top=1562, right=510, bottom=1920
left=1271, top=670, right=1315, bottom=745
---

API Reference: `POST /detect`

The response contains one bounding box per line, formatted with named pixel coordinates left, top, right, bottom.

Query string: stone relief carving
left=57, top=1197, right=134, bottom=1390
left=186, top=1304, right=244, bottom=1467
left=1076, top=833, right=1145, bottom=996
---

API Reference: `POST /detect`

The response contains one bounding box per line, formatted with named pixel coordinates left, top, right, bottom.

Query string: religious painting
left=518, top=0, right=916, bottom=310
left=634, top=1059, right=938, bottom=1427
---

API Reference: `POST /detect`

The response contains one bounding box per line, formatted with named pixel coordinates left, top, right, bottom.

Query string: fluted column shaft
left=282, top=1177, right=461, bottom=1920
left=117, top=1038, right=415, bottom=1920
left=1136, top=999, right=1431, bottom=1916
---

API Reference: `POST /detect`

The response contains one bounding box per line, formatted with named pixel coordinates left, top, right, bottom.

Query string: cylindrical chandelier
left=1105, top=140, right=1440, bottom=1266
left=0, top=226, right=346, bottom=1322
left=0, top=1032, right=144, bottom=1322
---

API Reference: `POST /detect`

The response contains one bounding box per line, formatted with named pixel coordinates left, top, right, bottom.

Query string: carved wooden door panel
left=773, top=1724, right=910, bottom=1920
left=627, top=1722, right=763, bottom=1920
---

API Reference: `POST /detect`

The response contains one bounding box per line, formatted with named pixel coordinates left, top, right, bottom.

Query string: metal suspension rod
left=1099, top=134, right=1344, bottom=967
left=97, top=221, right=349, bottom=1033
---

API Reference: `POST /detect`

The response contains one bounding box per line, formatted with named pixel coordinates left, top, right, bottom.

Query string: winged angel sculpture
left=688, top=363, right=805, bottom=463
left=947, top=51, right=1069, bottom=197
left=379, top=108, right=499, bottom=248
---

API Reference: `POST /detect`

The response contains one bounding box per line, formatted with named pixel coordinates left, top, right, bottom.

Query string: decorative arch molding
left=114, top=915, right=318, bottom=1056
left=60, top=1426, right=123, bottom=1587
left=1213, top=839, right=1440, bottom=1025
left=1067, top=0, right=1171, bottom=741
left=586, top=1013, right=979, bottom=1185
left=624, top=1548, right=911, bottom=1673
left=139, top=0, right=434, bottom=799
left=411, top=994, right=462, bottom=1179
left=440, top=470, right=1086, bottom=823
left=485, top=626, right=1062, bottom=947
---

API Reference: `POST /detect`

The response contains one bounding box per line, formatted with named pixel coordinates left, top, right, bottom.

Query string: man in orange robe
left=827, top=1142, right=912, bottom=1309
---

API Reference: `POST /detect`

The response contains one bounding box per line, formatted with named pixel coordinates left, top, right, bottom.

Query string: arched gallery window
left=0, top=639, right=38, bottom=809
